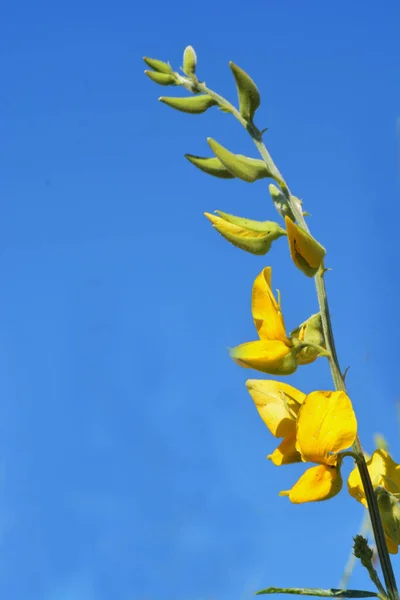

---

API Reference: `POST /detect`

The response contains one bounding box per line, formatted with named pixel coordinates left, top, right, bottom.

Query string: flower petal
left=246, top=379, right=305, bottom=438
left=376, top=488, right=400, bottom=555
left=252, top=267, right=288, bottom=342
left=268, top=434, right=302, bottom=465
left=280, top=464, right=342, bottom=503
left=285, top=216, right=326, bottom=277
left=296, top=391, right=357, bottom=465
left=386, top=536, right=399, bottom=555
left=230, top=340, right=297, bottom=375
left=348, top=450, right=400, bottom=508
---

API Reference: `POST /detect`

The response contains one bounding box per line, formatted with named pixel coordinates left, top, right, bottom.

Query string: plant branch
left=177, top=73, right=399, bottom=600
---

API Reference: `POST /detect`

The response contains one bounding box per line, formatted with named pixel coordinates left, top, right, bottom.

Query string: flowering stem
left=179, top=75, right=399, bottom=600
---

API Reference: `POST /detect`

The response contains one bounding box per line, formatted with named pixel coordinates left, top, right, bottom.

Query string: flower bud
left=229, top=62, right=260, bottom=122
left=144, top=70, right=177, bottom=86
left=285, top=216, right=326, bottom=277
left=183, top=45, right=197, bottom=76
left=207, top=138, right=273, bottom=183
left=159, top=95, right=217, bottom=114
left=143, top=57, right=174, bottom=75
left=353, top=535, right=374, bottom=567
left=204, top=211, right=286, bottom=255
left=185, top=155, right=235, bottom=179
left=269, top=184, right=296, bottom=221
left=290, top=313, right=326, bottom=365
left=376, top=487, right=400, bottom=553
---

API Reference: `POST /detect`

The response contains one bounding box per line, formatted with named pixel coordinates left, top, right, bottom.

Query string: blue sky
left=1, top=1, right=400, bottom=599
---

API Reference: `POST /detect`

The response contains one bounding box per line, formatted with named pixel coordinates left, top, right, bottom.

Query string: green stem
left=364, top=552, right=388, bottom=599
left=179, top=73, right=399, bottom=600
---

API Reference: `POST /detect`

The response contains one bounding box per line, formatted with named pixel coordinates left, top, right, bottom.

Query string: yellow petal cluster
left=348, top=449, right=400, bottom=554
left=230, top=268, right=299, bottom=375
left=247, top=381, right=357, bottom=502
left=246, top=380, right=305, bottom=465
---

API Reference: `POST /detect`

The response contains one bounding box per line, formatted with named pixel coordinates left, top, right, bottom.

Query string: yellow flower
left=280, top=391, right=357, bottom=503
left=230, top=267, right=298, bottom=375
left=348, top=449, right=400, bottom=554
left=246, top=380, right=306, bottom=465
left=285, top=216, right=326, bottom=277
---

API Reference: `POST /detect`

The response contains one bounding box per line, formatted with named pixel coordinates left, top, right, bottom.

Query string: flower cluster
left=144, top=44, right=400, bottom=585
left=232, top=266, right=358, bottom=503
left=234, top=267, right=400, bottom=553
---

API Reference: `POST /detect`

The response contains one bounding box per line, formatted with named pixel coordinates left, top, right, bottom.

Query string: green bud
left=207, top=138, right=273, bottom=183
left=143, top=57, right=174, bottom=75
left=215, top=211, right=286, bottom=235
left=145, top=70, right=177, bottom=86
left=205, top=211, right=286, bottom=255
left=353, top=535, right=374, bottom=567
left=290, top=313, right=326, bottom=365
left=376, top=487, right=400, bottom=548
left=184, top=155, right=235, bottom=179
left=229, top=62, right=260, bottom=122
left=159, top=95, right=217, bottom=114
left=269, top=184, right=296, bottom=221
left=183, top=45, right=197, bottom=76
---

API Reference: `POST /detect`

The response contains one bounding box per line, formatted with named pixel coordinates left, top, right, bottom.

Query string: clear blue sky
left=1, top=1, right=400, bottom=599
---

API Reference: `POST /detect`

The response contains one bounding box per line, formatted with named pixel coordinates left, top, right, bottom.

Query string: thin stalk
left=178, top=74, right=399, bottom=600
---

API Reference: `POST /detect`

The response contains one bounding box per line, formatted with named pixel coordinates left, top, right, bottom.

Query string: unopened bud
left=285, top=216, right=326, bottom=277
left=159, top=95, right=217, bottom=114
left=207, top=138, right=273, bottom=183
left=229, top=61, right=260, bottom=123
left=183, top=46, right=197, bottom=77
left=290, top=313, right=326, bottom=365
left=353, top=535, right=374, bottom=567
left=376, top=487, right=400, bottom=553
left=143, top=57, right=174, bottom=75
left=185, top=155, right=235, bottom=179
left=269, top=184, right=296, bottom=221
left=204, top=211, right=286, bottom=255
left=145, top=70, right=177, bottom=86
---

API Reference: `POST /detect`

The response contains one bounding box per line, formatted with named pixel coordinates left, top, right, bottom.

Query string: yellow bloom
left=285, top=216, right=326, bottom=277
left=246, top=380, right=305, bottom=465
left=348, top=449, right=400, bottom=554
left=230, top=267, right=298, bottom=375
left=280, top=391, right=357, bottom=503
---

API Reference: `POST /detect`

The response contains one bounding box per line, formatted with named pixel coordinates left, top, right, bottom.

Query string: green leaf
left=207, top=138, right=273, bottom=183
left=229, top=61, right=260, bottom=122
left=159, top=95, right=217, bottom=114
left=185, top=155, right=235, bottom=179
left=256, top=588, right=378, bottom=598
left=143, top=57, right=174, bottom=75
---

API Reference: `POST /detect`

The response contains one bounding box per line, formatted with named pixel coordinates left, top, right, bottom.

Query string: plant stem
left=180, top=74, right=399, bottom=600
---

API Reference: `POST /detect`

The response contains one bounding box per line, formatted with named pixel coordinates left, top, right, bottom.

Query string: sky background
left=1, top=1, right=400, bottom=599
